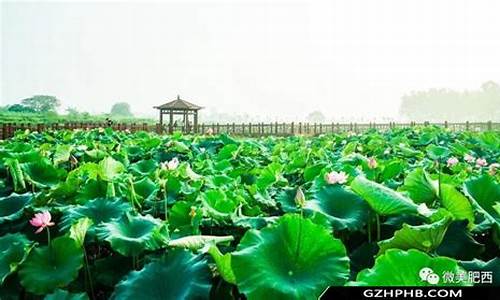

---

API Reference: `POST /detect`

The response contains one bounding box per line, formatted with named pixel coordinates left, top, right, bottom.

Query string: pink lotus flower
left=464, top=154, right=475, bottom=163
left=446, top=157, right=459, bottom=168
left=29, top=211, right=55, bottom=234
left=166, top=157, right=179, bottom=170
left=476, top=158, right=488, bottom=167
left=206, top=128, right=214, bottom=135
left=325, top=171, right=348, bottom=185
left=368, top=157, right=378, bottom=169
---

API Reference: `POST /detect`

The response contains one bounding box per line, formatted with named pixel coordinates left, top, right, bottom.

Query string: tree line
left=2, top=96, right=134, bottom=118
left=399, top=81, right=500, bottom=122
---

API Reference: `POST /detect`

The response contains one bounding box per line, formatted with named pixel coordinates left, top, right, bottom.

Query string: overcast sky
left=1, top=0, right=500, bottom=120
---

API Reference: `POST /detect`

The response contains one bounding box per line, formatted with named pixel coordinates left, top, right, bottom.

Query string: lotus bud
left=489, top=163, right=499, bottom=176
left=295, top=188, right=306, bottom=208
left=189, top=206, right=197, bottom=219
left=368, top=157, right=378, bottom=169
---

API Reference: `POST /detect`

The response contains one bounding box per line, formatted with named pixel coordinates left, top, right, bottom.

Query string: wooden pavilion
left=153, top=95, right=203, bottom=133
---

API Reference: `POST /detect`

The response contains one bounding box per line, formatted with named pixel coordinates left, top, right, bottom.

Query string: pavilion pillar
left=169, top=110, right=173, bottom=134
left=183, top=111, right=187, bottom=133
left=159, top=110, right=163, bottom=133
left=194, top=111, right=198, bottom=133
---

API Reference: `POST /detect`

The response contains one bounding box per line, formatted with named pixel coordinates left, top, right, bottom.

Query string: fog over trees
left=399, top=81, right=500, bottom=122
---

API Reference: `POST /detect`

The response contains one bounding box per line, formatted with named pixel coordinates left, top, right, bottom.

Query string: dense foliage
left=0, top=127, right=499, bottom=299
left=0, top=109, right=153, bottom=124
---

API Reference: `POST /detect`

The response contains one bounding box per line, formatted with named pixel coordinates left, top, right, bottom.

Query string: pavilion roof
left=153, top=95, right=203, bottom=110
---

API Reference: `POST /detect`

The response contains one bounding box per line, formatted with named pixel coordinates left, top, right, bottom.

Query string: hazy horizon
left=2, top=0, right=500, bottom=121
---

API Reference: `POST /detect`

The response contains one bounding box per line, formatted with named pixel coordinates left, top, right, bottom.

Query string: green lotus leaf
left=303, top=163, right=326, bottom=182
left=464, top=174, right=500, bottom=226
left=18, top=236, right=84, bottom=295
left=377, top=217, right=452, bottom=255
left=426, top=145, right=450, bottom=161
left=351, top=176, right=419, bottom=216
left=75, top=179, right=108, bottom=203
left=129, top=159, right=158, bottom=176
left=478, top=131, right=500, bottom=150
left=98, top=213, right=167, bottom=256
left=44, top=289, right=89, bottom=300
left=256, top=162, right=284, bottom=190
left=275, top=188, right=299, bottom=213
left=124, top=145, right=144, bottom=161
left=111, top=249, right=211, bottom=300
left=4, top=158, right=26, bottom=192
left=0, top=193, right=33, bottom=224
left=207, top=245, right=236, bottom=284
left=178, top=163, right=203, bottom=181
left=460, top=258, right=500, bottom=286
left=168, top=201, right=202, bottom=235
left=440, top=184, right=474, bottom=227
left=168, top=235, right=234, bottom=250
left=22, top=160, right=65, bottom=188
left=400, top=168, right=437, bottom=204
left=307, top=185, right=370, bottom=231
left=85, top=149, right=107, bottom=161
left=0, top=143, right=41, bottom=163
left=381, top=160, right=404, bottom=181
left=217, top=144, right=239, bottom=160
left=133, top=177, right=158, bottom=201
left=232, top=215, right=279, bottom=229
left=60, top=198, right=131, bottom=232
left=231, top=214, right=350, bottom=300
left=52, top=144, right=73, bottom=166
left=69, top=217, right=93, bottom=247
left=436, top=220, right=484, bottom=260
left=201, top=189, right=238, bottom=219
left=74, top=162, right=101, bottom=181
left=0, top=233, right=33, bottom=284
left=351, top=249, right=471, bottom=286
left=168, top=140, right=191, bottom=153
left=98, top=157, right=125, bottom=181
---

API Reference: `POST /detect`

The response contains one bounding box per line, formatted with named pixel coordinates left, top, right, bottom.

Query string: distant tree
left=399, top=81, right=500, bottom=122
left=7, top=104, right=36, bottom=113
left=306, top=111, right=326, bottom=123
left=110, top=102, right=133, bottom=117
left=21, top=95, right=60, bottom=113
left=66, top=107, right=80, bottom=117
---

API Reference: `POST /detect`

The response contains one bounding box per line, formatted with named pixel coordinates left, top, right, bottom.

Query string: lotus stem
left=163, top=188, right=168, bottom=221
left=132, top=255, right=139, bottom=270
left=46, top=227, right=52, bottom=260
left=438, top=161, right=442, bottom=199
left=367, top=216, right=372, bottom=243
left=83, top=249, right=96, bottom=300
left=375, top=213, right=381, bottom=241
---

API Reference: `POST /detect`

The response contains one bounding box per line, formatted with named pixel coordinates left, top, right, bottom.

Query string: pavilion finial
left=177, top=95, right=180, bottom=100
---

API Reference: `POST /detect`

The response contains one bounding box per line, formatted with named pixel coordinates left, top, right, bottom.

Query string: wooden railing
left=0, top=121, right=498, bottom=140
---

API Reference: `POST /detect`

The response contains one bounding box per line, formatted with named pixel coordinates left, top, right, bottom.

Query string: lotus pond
left=0, top=127, right=499, bottom=299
